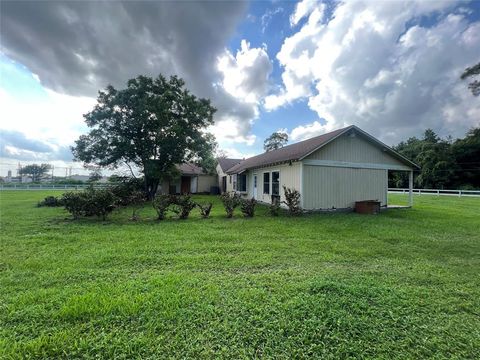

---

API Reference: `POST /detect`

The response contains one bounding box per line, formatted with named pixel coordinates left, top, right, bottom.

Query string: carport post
left=408, top=171, right=413, bottom=207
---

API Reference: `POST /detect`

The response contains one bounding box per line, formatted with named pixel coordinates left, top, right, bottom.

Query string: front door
left=253, top=174, right=257, bottom=199
left=180, top=176, right=191, bottom=194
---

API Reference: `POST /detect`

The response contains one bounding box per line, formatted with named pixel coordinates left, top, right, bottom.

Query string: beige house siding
left=305, top=133, right=407, bottom=167
left=197, top=175, right=217, bottom=193
left=303, top=166, right=387, bottom=210
left=243, top=161, right=302, bottom=204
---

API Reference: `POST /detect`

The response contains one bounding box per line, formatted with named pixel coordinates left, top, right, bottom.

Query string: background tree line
left=389, top=127, right=480, bottom=190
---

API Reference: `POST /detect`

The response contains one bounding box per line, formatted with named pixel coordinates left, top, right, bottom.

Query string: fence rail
left=388, top=188, right=480, bottom=197
left=0, top=184, right=111, bottom=191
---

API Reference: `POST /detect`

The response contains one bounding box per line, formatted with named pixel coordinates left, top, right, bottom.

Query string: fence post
left=459, top=190, right=462, bottom=197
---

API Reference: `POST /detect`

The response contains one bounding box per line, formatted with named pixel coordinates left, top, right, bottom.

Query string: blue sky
left=1, top=0, right=479, bottom=175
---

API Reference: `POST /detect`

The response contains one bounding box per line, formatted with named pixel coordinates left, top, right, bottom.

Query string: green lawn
left=1, top=191, right=479, bottom=359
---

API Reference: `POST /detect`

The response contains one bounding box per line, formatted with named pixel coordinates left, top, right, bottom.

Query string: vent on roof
left=348, top=130, right=356, bottom=138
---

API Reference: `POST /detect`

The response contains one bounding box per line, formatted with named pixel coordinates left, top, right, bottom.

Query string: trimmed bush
left=283, top=186, right=302, bottom=216
left=220, top=193, right=241, bottom=218
left=197, top=203, right=213, bottom=219
left=152, top=194, right=173, bottom=220
left=240, top=198, right=257, bottom=217
left=61, top=188, right=117, bottom=220
left=127, top=190, right=146, bottom=221
left=83, top=188, right=117, bottom=220
left=171, top=194, right=196, bottom=220
left=61, top=192, right=87, bottom=219
left=269, top=201, right=281, bottom=217
left=110, top=178, right=145, bottom=206
left=37, top=196, right=63, bottom=207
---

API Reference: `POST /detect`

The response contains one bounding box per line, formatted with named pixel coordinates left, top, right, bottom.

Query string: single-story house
left=226, top=125, right=419, bottom=211
left=159, top=163, right=217, bottom=194
left=216, top=158, right=242, bottom=193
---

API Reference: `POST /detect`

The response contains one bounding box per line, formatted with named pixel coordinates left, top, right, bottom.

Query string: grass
left=1, top=191, right=479, bottom=359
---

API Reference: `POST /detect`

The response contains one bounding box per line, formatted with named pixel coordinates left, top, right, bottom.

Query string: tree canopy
left=19, top=163, right=51, bottom=182
left=264, top=131, right=288, bottom=152
left=461, top=62, right=480, bottom=96
left=390, top=128, right=480, bottom=190
left=72, top=74, right=217, bottom=198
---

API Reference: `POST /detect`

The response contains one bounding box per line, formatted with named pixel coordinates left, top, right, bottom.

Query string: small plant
left=197, top=203, right=213, bottom=219
left=37, top=196, right=63, bottom=207
left=240, top=197, right=256, bottom=217
left=152, top=194, right=173, bottom=220
left=220, top=192, right=241, bottom=218
left=171, top=194, right=196, bottom=220
left=126, top=190, right=146, bottom=221
left=268, top=197, right=280, bottom=216
left=283, top=186, right=302, bottom=216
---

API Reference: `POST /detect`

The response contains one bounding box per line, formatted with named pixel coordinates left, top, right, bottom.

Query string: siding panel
left=244, top=162, right=302, bottom=204
left=303, top=166, right=387, bottom=210
left=306, top=133, right=406, bottom=166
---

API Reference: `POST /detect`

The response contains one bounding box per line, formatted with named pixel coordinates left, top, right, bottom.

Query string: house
left=226, top=125, right=418, bottom=211
left=216, top=158, right=242, bottom=193
left=159, top=163, right=217, bottom=194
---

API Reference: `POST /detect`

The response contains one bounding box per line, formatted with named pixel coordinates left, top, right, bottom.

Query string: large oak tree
left=72, top=75, right=217, bottom=199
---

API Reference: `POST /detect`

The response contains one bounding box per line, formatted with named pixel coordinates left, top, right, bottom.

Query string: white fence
left=0, top=184, right=110, bottom=191
left=388, top=188, right=480, bottom=197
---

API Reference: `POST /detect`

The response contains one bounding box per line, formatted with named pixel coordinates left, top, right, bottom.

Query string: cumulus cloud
left=272, top=0, right=480, bottom=143
left=215, top=40, right=273, bottom=144
left=0, top=1, right=266, bottom=150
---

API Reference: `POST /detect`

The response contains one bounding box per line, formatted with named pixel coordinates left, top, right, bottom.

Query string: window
left=229, top=175, right=232, bottom=184
left=238, top=174, right=247, bottom=192
left=232, top=174, right=237, bottom=191
left=263, top=172, right=270, bottom=194
left=272, top=171, right=280, bottom=196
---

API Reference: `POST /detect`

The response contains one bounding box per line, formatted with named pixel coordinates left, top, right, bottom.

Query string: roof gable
left=227, top=125, right=418, bottom=174
left=217, top=158, right=242, bottom=172
left=227, top=126, right=349, bottom=174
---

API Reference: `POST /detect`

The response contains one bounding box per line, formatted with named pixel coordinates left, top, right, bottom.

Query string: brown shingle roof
left=217, top=158, right=242, bottom=172
left=227, top=125, right=419, bottom=173
left=176, top=163, right=207, bottom=175
left=228, top=126, right=351, bottom=174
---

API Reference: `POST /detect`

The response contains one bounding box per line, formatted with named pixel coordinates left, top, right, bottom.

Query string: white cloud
left=215, top=40, right=272, bottom=145
left=219, top=147, right=256, bottom=160
left=0, top=88, right=95, bottom=149
left=270, top=1, right=480, bottom=143
left=290, top=0, right=324, bottom=27
left=218, top=40, right=272, bottom=105
left=261, top=7, right=284, bottom=33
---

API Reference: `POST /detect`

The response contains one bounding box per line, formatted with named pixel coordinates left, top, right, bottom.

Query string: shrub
left=127, top=190, right=147, bottom=221
left=152, top=194, right=173, bottom=220
left=197, top=203, right=213, bottom=219
left=240, top=197, right=256, bottom=217
left=269, top=201, right=281, bottom=217
left=170, top=194, right=196, bottom=220
left=37, top=196, right=63, bottom=207
left=83, top=188, right=117, bottom=220
left=61, top=192, right=87, bottom=219
left=220, top=193, right=241, bottom=218
left=110, top=178, right=145, bottom=206
left=283, top=186, right=302, bottom=216
left=61, top=188, right=117, bottom=220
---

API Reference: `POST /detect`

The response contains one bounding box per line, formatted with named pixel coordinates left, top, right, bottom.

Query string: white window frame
left=263, top=169, right=280, bottom=195
left=237, top=173, right=247, bottom=193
